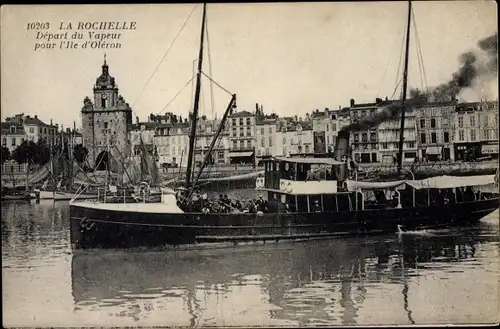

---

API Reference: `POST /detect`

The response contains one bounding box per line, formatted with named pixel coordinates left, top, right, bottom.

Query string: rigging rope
left=412, top=8, right=429, bottom=93
left=206, top=12, right=216, bottom=119
left=380, top=22, right=405, bottom=98
left=158, top=74, right=197, bottom=115
left=391, top=14, right=408, bottom=100
left=201, top=71, right=233, bottom=96
left=131, top=4, right=198, bottom=109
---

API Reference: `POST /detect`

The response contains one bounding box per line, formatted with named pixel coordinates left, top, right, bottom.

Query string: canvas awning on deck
left=229, top=151, right=254, bottom=157
left=275, top=157, right=344, bottom=165
left=345, top=179, right=407, bottom=192
left=406, top=175, right=496, bottom=190
left=426, top=146, right=443, bottom=155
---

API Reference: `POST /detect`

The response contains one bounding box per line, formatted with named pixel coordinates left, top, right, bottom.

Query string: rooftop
left=229, top=110, right=254, bottom=118
left=1, top=122, right=25, bottom=136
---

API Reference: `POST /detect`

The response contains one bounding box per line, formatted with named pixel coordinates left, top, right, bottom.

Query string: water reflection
left=2, top=201, right=498, bottom=327
left=71, top=222, right=498, bottom=326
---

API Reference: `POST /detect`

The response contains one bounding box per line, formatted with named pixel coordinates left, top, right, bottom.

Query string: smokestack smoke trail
left=341, top=32, right=498, bottom=133
left=340, top=96, right=428, bottom=132
left=414, top=32, right=498, bottom=102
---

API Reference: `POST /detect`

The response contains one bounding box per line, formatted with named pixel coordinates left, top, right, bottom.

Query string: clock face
left=101, top=94, right=107, bottom=99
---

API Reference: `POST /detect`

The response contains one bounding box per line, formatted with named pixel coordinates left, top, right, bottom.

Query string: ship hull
left=69, top=198, right=499, bottom=249
left=39, top=190, right=98, bottom=201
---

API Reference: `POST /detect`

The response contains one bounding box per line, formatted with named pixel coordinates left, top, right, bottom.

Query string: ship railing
left=356, top=188, right=365, bottom=210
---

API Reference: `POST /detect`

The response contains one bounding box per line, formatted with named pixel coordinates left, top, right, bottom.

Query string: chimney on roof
left=136, top=116, right=139, bottom=124
left=50, top=119, right=53, bottom=125
left=385, top=96, right=388, bottom=101
left=350, top=99, right=355, bottom=107
left=325, top=107, right=329, bottom=112
left=338, top=105, right=341, bottom=110
left=34, top=115, right=38, bottom=119
left=376, top=98, right=382, bottom=104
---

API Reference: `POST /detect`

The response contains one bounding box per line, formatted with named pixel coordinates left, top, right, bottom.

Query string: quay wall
left=2, top=161, right=497, bottom=187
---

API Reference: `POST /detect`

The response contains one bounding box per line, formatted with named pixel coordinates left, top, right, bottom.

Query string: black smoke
left=478, top=32, right=498, bottom=72
left=340, top=96, right=428, bottom=132
left=412, top=32, right=498, bottom=102
left=340, top=32, right=498, bottom=133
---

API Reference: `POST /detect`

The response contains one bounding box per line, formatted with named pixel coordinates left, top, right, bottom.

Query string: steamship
left=69, top=2, right=500, bottom=249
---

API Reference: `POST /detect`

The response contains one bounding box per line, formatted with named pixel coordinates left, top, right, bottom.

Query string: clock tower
left=81, top=55, right=133, bottom=172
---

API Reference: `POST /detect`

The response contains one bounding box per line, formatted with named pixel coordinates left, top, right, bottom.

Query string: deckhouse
left=256, top=156, right=355, bottom=213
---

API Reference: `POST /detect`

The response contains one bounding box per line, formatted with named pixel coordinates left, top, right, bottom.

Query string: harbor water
left=2, top=191, right=499, bottom=327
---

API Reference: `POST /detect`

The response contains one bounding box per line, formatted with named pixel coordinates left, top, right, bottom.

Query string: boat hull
left=39, top=190, right=98, bottom=201
left=69, top=198, right=499, bottom=249
left=1, top=192, right=37, bottom=202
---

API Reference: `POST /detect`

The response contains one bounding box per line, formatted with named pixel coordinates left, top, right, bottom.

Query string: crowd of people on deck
left=176, top=192, right=296, bottom=214
left=174, top=183, right=493, bottom=214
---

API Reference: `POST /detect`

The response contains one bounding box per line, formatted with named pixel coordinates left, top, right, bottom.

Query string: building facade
left=415, top=101, right=456, bottom=161
left=377, top=106, right=418, bottom=165
left=454, top=101, right=499, bottom=160
left=276, top=119, right=314, bottom=157
left=1, top=113, right=59, bottom=151
left=228, top=110, right=256, bottom=164
left=256, top=117, right=278, bottom=160
left=80, top=57, right=133, bottom=171
left=1, top=121, right=26, bottom=153
left=349, top=99, right=380, bottom=163
left=23, top=115, right=58, bottom=145
left=153, top=114, right=230, bottom=168
left=312, top=108, right=341, bottom=154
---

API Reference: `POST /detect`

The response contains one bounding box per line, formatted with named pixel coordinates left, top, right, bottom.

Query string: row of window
left=231, top=126, right=253, bottom=137
left=353, top=132, right=378, bottom=143
left=232, top=140, right=253, bottom=150
left=9, top=125, right=56, bottom=135
left=419, top=118, right=439, bottom=129
left=379, top=142, right=416, bottom=149
left=255, top=145, right=311, bottom=157
left=420, top=131, right=450, bottom=144
left=324, top=123, right=337, bottom=132
left=457, top=114, right=498, bottom=128
left=1, top=136, right=53, bottom=147
left=457, top=128, right=499, bottom=141
left=232, top=117, right=252, bottom=126
left=153, top=147, right=226, bottom=159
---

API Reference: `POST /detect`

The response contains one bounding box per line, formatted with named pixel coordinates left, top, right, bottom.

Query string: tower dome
left=95, top=54, right=116, bottom=89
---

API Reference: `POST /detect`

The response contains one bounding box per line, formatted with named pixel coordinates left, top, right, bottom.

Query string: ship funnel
left=335, top=130, right=350, bottom=182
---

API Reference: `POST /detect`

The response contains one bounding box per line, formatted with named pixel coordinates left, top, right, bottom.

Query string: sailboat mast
left=185, top=3, right=207, bottom=192
left=397, top=1, right=412, bottom=174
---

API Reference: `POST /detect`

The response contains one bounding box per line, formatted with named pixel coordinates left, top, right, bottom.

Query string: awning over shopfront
left=481, top=144, right=499, bottom=154
left=426, top=146, right=442, bottom=155
left=229, top=151, right=254, bottom=157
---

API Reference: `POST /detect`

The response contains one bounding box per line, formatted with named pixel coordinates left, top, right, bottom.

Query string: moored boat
left=37, top=189, right=98, bottom=201
left=69, top=154, right=499, bottom=249
left=69, top=2, right=499, bottom=250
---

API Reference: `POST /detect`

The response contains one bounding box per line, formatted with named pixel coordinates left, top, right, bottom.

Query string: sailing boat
left=69, top=2, right=499, bottom=249
left=37, top=134, right=99, bottom=201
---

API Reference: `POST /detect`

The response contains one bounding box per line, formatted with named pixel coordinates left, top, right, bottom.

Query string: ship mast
left=397, top=1, right=412, bottom=174
left=185, top=3, right=207, bottom=194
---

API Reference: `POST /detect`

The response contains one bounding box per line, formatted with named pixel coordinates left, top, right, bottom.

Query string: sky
left=1, top=1, right=498, bottom=129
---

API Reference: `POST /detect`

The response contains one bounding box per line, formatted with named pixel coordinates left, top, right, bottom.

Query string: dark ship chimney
left=335, top=130, right=350, bottom=182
